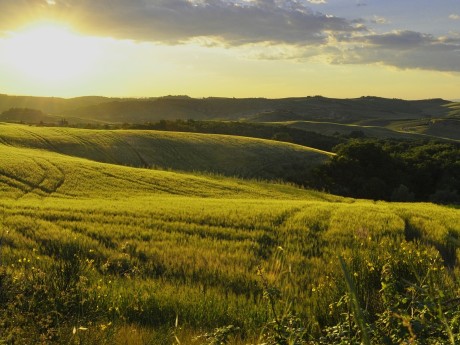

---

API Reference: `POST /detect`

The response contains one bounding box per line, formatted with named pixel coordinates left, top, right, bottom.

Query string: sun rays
left=2, top=22, right=102, bottom=83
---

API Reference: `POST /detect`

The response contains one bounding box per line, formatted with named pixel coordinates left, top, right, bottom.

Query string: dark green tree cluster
left=313, top=139, right=460, bottom=203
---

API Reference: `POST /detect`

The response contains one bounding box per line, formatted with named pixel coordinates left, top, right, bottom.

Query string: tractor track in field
left=117, top=136, right=150, bottom=167
left=0, top=174, right=32, bottom=196
left=0, top=157, right=66, bottom=199
left=20, top=128, right=63, bottom=153
left=273, top=207, right=304, bottom=229
left=97, top=168, right=184, bottom=195
left=40, top=158, right=66, bottom=193
left=56, top=130, right=118, bottom=164
left=0, top=136, right=11, bottom=146
left=0, top=170, right=50, bottom=198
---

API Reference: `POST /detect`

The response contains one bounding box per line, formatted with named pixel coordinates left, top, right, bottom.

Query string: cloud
left=371, top=16, right=389, bottom=25
left=331, top=31, right=460, bottom=72
left=356, top=30, right=435, bottom=49
left=449, top=14, right=460, bottom=20
left=259, top=30, right=460, bottom=72
left=307, top=0, right=327, bottom=4
left=0, top=0, right=364, bottom=46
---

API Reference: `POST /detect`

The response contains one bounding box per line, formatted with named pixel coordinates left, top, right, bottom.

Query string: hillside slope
left=0, top=123, right=331, bottom=184
left=0, top=142, right=337, bottom=201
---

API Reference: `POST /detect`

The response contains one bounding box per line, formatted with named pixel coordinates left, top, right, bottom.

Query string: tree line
left=310, top=139, right=460, bottom=203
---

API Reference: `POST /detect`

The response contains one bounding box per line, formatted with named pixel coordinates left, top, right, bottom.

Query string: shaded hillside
left=0, top=123, right=331, bottom=182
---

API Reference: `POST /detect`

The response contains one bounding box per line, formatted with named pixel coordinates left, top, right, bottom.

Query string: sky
left=0, top=0, right=459, bottom=100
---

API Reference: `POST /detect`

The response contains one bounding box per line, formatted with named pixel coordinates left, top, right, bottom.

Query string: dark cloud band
left=0, top=0, right=458, bottom=72
left=0, top=0, right=363, bottom=44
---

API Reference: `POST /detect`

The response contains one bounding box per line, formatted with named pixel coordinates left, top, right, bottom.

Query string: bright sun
left=3, top=23, right=101, bottom=83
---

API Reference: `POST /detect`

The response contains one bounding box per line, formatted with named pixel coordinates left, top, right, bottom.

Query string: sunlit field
left=0, top=123, right=331, bottom=182
left=0, top=124, right=459, bottom=344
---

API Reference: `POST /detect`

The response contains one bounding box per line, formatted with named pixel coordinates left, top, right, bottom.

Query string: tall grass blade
left=339, top=255, right=371, bottom=345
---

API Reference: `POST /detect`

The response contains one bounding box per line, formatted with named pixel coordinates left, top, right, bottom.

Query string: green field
left=0, top=123, right=331, bottom=181
left=1, top=124, right=459, bottom=344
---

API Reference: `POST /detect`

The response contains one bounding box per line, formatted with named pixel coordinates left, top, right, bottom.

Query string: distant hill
left=0, top=94, right=452, bottom=124
left=0, top=107, right=114, bottom=126
left=0, top=94, right=115, bottom=115
left=65, top=96, right=454, bottom=124
left=1, top=94, right=457, bottom=143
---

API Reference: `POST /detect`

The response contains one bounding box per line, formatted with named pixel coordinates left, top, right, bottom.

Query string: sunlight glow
left=2, top=23, right=102, bottom=83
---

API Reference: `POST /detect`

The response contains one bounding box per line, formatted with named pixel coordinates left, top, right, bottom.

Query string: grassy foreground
left=0, top=125, right=459, bottom=344
left=1, top=195, right=459, bottom=344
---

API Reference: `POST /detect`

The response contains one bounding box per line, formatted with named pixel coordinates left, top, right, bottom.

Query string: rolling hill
left=0, top=142, right=336, bottom=201
left=0, top=123, right=331, bottom=183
